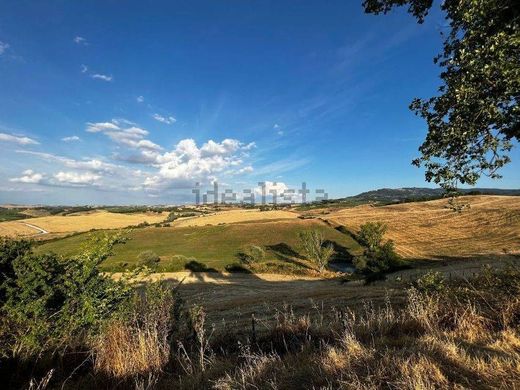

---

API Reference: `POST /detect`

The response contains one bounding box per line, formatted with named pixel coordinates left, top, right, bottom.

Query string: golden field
left=0, top=210, right=168, bottom=238
left=325, top=195, right=520, bottom=259
left=171, top=208, right=298, bottom=227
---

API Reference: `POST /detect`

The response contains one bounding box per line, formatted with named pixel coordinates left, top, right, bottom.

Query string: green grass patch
left=35, top=220, right=363, bottom=273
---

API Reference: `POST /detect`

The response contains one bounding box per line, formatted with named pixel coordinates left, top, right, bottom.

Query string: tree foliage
left=364, top=0, right=520, bottom=189
left=298, top=230, right=334, bottom=272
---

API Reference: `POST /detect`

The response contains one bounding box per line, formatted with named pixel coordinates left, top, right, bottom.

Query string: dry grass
left=171, top=209, right=298, bottom=227
left=0, top=210, right=168, bottom=238
left=325, top=195, right=520, bottom=259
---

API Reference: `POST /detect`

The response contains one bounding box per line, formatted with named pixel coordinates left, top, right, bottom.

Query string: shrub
left=414, top=271, right=446, bottom=293
left=237, top=245, right=265, bottom=264
left=1, top=234, right=132, bottom=358
left=298, top=230, right=334, bottom=273
left=137, top=250, right=160, bottom=269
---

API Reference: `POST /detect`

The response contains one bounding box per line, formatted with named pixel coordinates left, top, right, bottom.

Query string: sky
left=0, top=0, right=519, bottom=205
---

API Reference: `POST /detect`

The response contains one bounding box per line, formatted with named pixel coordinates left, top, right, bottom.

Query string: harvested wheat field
left=171, top=208, right=297, bottom=227
left=0, top=210, right=168, bottom=239
left=325, top=195, right=520, bottom=259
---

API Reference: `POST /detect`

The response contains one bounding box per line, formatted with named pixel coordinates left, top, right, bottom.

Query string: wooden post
left=251, top=313, right=257, bottom=344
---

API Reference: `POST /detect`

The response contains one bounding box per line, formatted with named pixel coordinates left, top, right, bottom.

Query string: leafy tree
left=357, top=222, right=387, bottom=252
left=298, top=230, right=334, bottom=272
left=363, top=0, right=520, bottom=189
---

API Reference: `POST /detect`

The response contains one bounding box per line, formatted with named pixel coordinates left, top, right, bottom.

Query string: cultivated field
left=0, top=210, right=168, bottom=239
left=325, top=195, right=520, bottom=259
left=171, top=208, right=298, bottom=227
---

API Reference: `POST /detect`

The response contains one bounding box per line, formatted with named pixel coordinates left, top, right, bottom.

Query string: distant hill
left=350, top=187, right=520, bottom=203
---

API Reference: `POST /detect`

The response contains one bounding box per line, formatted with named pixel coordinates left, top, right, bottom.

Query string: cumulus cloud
left=0, top=41, right=9, bottom=55
left=0, top=132, right=39, bottom=145
left=54, top=171, right=100, bottom=185
left=152, top=113, right=176, bottom=125
left=91, top=73, right=113, bottom=82
left=9, top=170, right=44, bottom=184
left=142, top=138, right=254, bottom=189
left=61, top=135, right=81, bottom=142
left=73, top=36, right=88, bottom=45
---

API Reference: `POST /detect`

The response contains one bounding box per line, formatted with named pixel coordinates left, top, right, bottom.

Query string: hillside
left=349, top=187, right=520, bottom=203
left=325, top=195, right=520, bottom=259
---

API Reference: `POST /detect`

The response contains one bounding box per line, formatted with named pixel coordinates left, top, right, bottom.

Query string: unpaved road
left=19, top=222, right=49, bottom=235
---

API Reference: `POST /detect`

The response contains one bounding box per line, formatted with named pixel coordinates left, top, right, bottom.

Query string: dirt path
left=134, top=272, right=400, bottom=327
left=19, top=222, right=49, bottom=235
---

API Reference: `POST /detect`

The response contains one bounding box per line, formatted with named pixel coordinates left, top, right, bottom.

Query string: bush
left=414, top=271, right=446, bottom=293
left=298, top=230, right=334, bottom=273
left=137, top=250, right=160, bottom=269
left=1, top=234, right=132, bottom=358
left=237, top=245, right=265, bottom=264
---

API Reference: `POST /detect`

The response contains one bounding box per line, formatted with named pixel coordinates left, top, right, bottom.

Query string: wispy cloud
left=73, top=36, right=88, bottom=45
left=91, top=73, right=113, bottom=82
left=0, top=132, right=39, bottom=145
left=136, top=96, right=144, bottom=103
left=61, top=135, right=81, bottom=142
left=152, top=113, right=176, bottom=125
left=0, top=41, right=10, bottom=55
left=80, top=64, right=88, bottom=73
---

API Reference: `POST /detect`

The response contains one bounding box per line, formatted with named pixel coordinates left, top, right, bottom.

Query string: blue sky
left=1, top=0, right=519, bottom=205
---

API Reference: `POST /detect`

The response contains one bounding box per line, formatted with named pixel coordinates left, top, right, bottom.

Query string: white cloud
left=143, top=138, right=254, bottom=189
left=91, top=73, right=113, bottom=82
left=9, top=170, right=44, bottom=184
left=0, top=132, right=39, bottom=145
left=0, top=41, right=9, bottom=55
left=277, top=130, right=284, bottom=136
left=86, top=122, right=120, bottom=133
left=74, top=36, right=88, bottom=45
left=54, top=171, right=100, bottom=185
left=61, top=135, right=81, bottom=142
left=16, top=150, right=118, bottom=173
left=136, top=96, right=144, bottom=103
left=80, top=64, right=88, bottom=73
left=152, top=113, right=176, bottom=125
left=273, top=124, right=281, bottom=129
left=85, top=120, right=162, bottom=152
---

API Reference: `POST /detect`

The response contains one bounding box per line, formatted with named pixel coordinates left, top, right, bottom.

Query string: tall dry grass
left=17, top=265, right=520, bottom=389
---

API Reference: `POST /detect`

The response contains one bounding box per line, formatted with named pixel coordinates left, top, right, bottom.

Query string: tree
left=363, top=0, right=520, bottom=189
left=298, top=230, right=335, bottom=272
left=357, top=222, right=387, bottom=252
